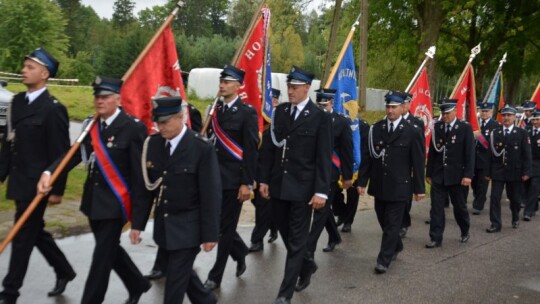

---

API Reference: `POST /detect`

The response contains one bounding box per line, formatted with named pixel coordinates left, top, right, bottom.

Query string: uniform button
left=284, top=170, right=288, bottom=174
left=95, top=182, right=99, bottom=186
left=184, top=169, right=188, bottom=172
left=164, top=213, right=168, bottom=217
left=444, top=164, right=447, bottom=166
left=286, top=147, right=290, bottom=150
left=163, top=185, right=167, bottom=189
left=287, top=136, right=290, bottom=139
left=164, top=200, right=168, bottom=204
left=163, top=171, right=167, bottom=175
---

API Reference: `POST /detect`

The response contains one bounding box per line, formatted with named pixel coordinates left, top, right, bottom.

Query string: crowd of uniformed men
left=0, top=47, right=538, bottom=304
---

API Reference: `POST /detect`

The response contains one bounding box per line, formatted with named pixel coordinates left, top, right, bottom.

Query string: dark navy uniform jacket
left=488, top=126, right=532, bottom=181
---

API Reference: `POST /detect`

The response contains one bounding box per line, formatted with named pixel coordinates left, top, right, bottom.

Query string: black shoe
left=374, top=264, right=387, bottom=274
left=322, top=239, right=341, bottom=252
left=399, top=227, right=408, bottom=238
left=248, top=241, right=263, bottom=252
left=272, top=297, right=291, bottom=304
left=460, top=234, right=470, bottom=243
left=341, top=223, right=352, bottom=233
left=203, top=279, right=220, bottom=290
left=144, top=269, right=165, bottom=280
left=524, top=215, right=531, bottom=221
left=124, top=280, right=151, bottom=304
left=268, top=231, right=278, bottom=243
left=486, top=226, right=501, bottom=233
left=48, top=272, right=76, bottom=296
left=294, top=264, right=318, bottom=292
left=472, top=209, right=481, bottom=215
left=336, top=217, right=344, bottom=227
left=425, top=241, right=441, bottom=249
left=512, top=221, right=519, bottom=229
left=236, top=258, right=247, bottom=277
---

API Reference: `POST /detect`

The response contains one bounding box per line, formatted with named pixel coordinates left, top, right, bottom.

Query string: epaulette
left=188, top=104, right=196, bottom=110
left=194, top=132, right=209, bottom=143
left=127, top=114, right=142, bottom=123
left=49, top=95, right=60, bottom=104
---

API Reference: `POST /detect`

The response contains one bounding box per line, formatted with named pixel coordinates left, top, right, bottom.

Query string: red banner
left=409, top=68, right=433, bottom=154
left=237, top=15, right=266, bottom=132
left=531, top=82, right=540, bottom=109
left=452, top=64, right=479, bottom=132
left=121, top=25, right=186, bottom=133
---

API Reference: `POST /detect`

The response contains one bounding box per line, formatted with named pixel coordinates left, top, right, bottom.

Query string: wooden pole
left=324, top=13, right=361, bottom=88
left=321, top=0, right=343, bottom=84
left=481, top=53, right=506, bottom=103
left=200, top=0, right=266, bottom=135
left=0, top=117, right=99, bottom=253
left=358, top=0, right=368, bottom=108
left=450, top=43, right=481, bottom=98
left=122, top=1, right=185, bottom=81
left=0, top=2, right=189, bottom=254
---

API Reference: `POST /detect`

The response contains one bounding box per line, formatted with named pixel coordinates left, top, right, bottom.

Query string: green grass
left=0, top=166, right=86, bottom=211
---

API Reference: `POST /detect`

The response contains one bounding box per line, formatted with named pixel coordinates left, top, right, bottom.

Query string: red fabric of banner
left=409, top=68, right=433, bottom=154
left=237, top=17, right=264, bottom=132
left=452, top=64, right=479, bottom=132
left=531, top=82, right=540, bottom=109
left=121, top=26, right=186, bottom=133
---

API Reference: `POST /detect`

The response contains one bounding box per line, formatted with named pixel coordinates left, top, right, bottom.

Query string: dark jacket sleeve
left=411, top=127, right=426, bottom=194
left=47, top=103, right=71, bottom=196
left=189, top=105, right=203, bottom=133
left=199, top=142, right=222, bottom=243
left=522, top=130, right=532, bottom=177
left=463, top=123, right=475, bottom=179
left=339, top=117, right=354, bottom=181
left=241, top=106, right=260, bottom=186
left=315, top=111, right=333, bottom=196
left=355, top=121, right=370, bottom=187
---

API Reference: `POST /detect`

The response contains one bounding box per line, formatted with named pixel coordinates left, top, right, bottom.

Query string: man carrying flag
left=472, top=102, right=499, bottom=215
left=38, top=76, right=151, bottom=304
left=518, top=101, right=536, bottom=129
left=204, top=65, right=259, bottom=291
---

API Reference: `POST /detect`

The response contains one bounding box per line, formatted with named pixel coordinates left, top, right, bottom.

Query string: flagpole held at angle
left=481, top=52, right=507, bottom=104
left=450, top=43, right=481, bottom=98
left=405, top=46, right=436, bottom=93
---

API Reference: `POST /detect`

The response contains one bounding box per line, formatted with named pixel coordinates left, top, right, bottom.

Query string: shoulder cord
left=490, top=131, right=505, bottom=158
left=141, top=136, right=162, bottom=191
left=368, top=125, right=385, bottom=160
left=270, top=107, right=286, bottom=148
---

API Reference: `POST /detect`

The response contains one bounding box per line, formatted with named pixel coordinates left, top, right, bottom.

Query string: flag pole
left=530, top=82, right=540, bottom=101
left=261, top=7, right=271, bottom=122
left=0, top=117, right=99, bottom=253
left=405, top=46, right=436, bottom=93
left=122, top=1, right=185, bottom=81
left=324, top=13, right=361, bottom=88
left=481, top=53, right=507, bottom=103
left=200, top=0, right=267, bottom=135
left=450, top=43, right=481, bottom=98
left=0, top=2, right=188, bottom=254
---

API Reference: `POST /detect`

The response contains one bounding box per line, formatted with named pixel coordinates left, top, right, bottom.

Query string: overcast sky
left=81, top=0, right=325, bottom=19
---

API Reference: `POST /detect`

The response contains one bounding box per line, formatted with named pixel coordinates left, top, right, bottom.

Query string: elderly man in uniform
left=520, top=101, right=536, bottom=129
left=248, top=88, right=281, bottom=253
left=0, top=48, right=76, bottom=304
left=358, top=90, right=425, bottom=274
left=294, top=88, right=353, bottom=291
left=426, top=98, right=475, bottom=248
left=38, top=76, right=151, bottom=304
left=485, top=105, right=532, bottom=232
left=398, top=92, right=425, bottom=238
left=524, top=109, right=540, bottom=221
left=130, top=96, right=220, bottom=304
left=471, top=102, right=499, bottom=215
left=259, top=66, right=332, bottom=304
left=204, top=65, right=259, bottom=290
left=144, top=99, right=203, bottom=281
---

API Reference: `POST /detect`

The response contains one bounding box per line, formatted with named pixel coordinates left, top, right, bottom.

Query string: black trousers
left=207, top=190, right=248, bottom=284
left=332, top=187, right=360, bottom=225
left=472, top=168, right=490, bottom=211
left=151, top=246, right=168, bottom=271
left=429, top=183, right=470, bottom=243
left=1, top=199, right=74, bottom=301
left=81, top=218, right=148, bottom=304
left=250, top=190, right=277, bottom=244
left=300, top=183, right=340, bottom=276
left=272, top=198, right=312, bottom=300
left=524, top=176, right=540, bottom=217
left=489, top=180, right=522, bottom=228
left=401, top=199, right=413, bottom=229
left=165, top=247, right=216, bottom=304
left=374, top=199, right=405, bottom=267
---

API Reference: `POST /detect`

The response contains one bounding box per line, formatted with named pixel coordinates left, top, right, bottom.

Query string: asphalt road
left=0, top=200, right=539, bottom=304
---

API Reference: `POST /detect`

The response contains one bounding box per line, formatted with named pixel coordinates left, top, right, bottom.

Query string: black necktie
left=223, top=105, right=229, bottom=113
left=481, top=120, right=486, bottom=129
left=446, top=124, right=451, bottom=136
left=290, top=106, right=297, bottom=123
left=389, top=122, right=394, bottom=133
left=165, top=141, right=172, bottom=158
left=25, top=96, right=30, bottom=105
left=101, top=121, right=107, bottom=131
left=534, top=129, right=538, bottom=137
left=504, top=128, right=509, bottom=136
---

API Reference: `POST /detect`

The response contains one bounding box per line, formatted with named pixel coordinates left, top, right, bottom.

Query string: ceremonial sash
left=476, top=133, right=489, bottom=149
left=89, top=124, right=132, bottom=221
left=211, top=114, right=243, bottom=161
left=332, top=151, right=341, bottom=170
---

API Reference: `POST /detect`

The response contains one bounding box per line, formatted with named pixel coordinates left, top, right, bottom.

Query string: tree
left=268, top=0, right=305, bottom=72
left=0, top=0, right=69, bottom=73
left=228, top=0, right=259, bottom=37
left=112, top=0, right=136, bottom=29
